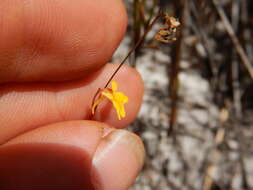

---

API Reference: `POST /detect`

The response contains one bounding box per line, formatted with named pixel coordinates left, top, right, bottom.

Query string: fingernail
left=91, top=130, right=145, bottom=190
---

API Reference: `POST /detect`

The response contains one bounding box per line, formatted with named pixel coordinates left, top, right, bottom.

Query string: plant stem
left=104, top=8, right=163, bottom=88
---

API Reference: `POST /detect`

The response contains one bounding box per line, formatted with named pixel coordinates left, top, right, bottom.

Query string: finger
left=91, top=129, right=145, bottom=190
left=0, top=64, right=144, bottom=144
left=0, top=120, right=145, bottom=190
left=0, top=0, right=127, bottom=83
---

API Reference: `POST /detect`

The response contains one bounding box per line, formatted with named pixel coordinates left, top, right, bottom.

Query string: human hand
left=0, top=0, right=144, bottom=189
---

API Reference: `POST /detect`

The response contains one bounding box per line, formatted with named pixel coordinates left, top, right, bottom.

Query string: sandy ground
left=113, top=32, right=253, bottom=189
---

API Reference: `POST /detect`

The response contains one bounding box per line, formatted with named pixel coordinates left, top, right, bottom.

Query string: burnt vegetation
left=118, top=0, right=253, bottom=189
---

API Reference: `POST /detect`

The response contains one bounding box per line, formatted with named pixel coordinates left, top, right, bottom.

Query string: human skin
left=0, top=0, right=145, bottom=190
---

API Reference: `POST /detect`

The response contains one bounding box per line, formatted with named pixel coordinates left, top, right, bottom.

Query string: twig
left=212, top=0, right=253, bottom=81
left=132, top=0, right=145, bottom=66
left=240, top=0, right=253, bottom=62
left=190, top=0, right=218, bottom=87
left=231, top=0, right=242, bottom=119
left=203, top=108, right=228, bottom=190
left=168, top=0, right=187, bottom=135
left=239, top=154, right=249, bottom=189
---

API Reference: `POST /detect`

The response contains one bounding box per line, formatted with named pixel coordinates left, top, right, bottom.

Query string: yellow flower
left=91, top=80, right=128, bottom=120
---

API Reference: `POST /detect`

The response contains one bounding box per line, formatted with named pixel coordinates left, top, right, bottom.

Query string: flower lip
left=91, top=80, right=129, bottom=120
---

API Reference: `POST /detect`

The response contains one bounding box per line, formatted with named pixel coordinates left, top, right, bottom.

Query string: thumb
left=0, top=121, right=145, bottom=190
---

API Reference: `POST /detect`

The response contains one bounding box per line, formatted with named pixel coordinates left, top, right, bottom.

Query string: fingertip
left=91, top=129, right=145, bottom=190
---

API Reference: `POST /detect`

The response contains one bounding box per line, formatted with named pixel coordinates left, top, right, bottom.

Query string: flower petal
left=91, top=81, right=128, bottom=120
left=114, top=92, right=128, bottom=103
left=102, top=91, right=114, bottom=100
left=91, top=96, right=105, bottom=114
left=119, top=103, right=126, bottom=118
left=112, top=101, right=122, bottom=120
left=111, top=80, right=118, bottom=92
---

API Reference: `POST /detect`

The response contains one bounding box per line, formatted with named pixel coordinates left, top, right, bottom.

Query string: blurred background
left=113, top=0, right=253, bottom=189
